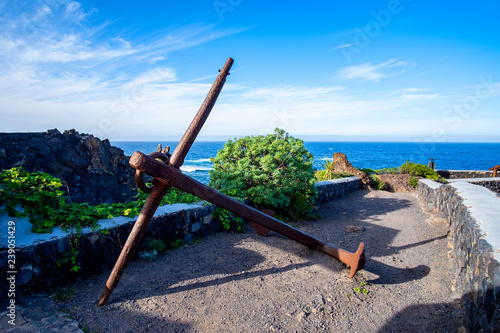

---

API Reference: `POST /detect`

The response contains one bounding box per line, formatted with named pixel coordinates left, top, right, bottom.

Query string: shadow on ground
left=376, top=298, right=464, bottom=332
left=59, top=189, right=460, bottom=332
left=99, top=190, right=443, bottom=302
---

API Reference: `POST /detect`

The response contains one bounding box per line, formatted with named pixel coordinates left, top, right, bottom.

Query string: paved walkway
left=0, top=293, right=83, bottom=333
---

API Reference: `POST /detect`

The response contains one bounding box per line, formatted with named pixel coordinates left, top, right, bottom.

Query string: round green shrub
left=209, top=129, right=317, bottom=217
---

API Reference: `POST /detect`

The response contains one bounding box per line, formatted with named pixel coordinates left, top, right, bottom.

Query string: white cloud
left=401, top=94, right=438, bottom=101
left=1, top=3, right=497, bottom=141
left=0, top=1, right=245, bottom=135
left=403, top=88, right=430, bottom=92
left=332, top=43, right=356, bottom=50
left=337, top=58, right=410, bottom=82
left=152, top=56, right=165, bottom=63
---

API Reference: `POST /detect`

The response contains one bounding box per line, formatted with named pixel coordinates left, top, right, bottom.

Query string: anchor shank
left=175, top=169, right=321, bottom=249
left=129, top=151, right=366, bottom=275
left=169, top=57, right=234, bottom=169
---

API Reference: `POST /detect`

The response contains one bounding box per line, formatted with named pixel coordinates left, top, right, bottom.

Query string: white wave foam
left=185, top=158, right=212, bottom=163
left=180, top=166, right=213, bottom=172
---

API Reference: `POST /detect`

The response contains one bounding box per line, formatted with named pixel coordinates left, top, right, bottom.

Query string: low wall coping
left=422, top=178, right=500, bottom=262
left=447, top=177, right=500, bottom=183
left=315, top=176, right=359, bottom=186
left=449, top=180, right=500, bottom=262
left=0, top=202, right=203, bottom=248
left=419, top=178, right=442, bottom=190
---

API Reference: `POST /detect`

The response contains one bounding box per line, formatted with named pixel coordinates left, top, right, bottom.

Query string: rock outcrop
left=0, top=129, right=136, bottom=205
left=332, top=152, right=372, bottom=190
left=377, top=174, right=420, bottom=192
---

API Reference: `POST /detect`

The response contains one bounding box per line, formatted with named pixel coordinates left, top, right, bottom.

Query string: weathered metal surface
left=169, top=57, right=233, bottom=169
left=129, top=151, right=366, bottom=279
left=134, top=152, right=169, bottom=193
left=98, top=57, right=366, bottom=306
left=98, top=58, right=234, bottom=306
left=97, top=180, right=170, bottom=306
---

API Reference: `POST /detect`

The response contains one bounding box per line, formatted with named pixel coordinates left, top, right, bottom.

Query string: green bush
left=399, top=160, right=439, bottom=179
left=359, top=168, right=375, bottom=176
left=409, top=177, right=419, bottom=188
left=0, top=167, right=87, bottom=233
left=373, top=167, right=399, bottom=175
left=286, top=192, right=322, bottom=221
left=357, top=161, right=446, bottom=189
left=170, top=239, right=184, bottom=249
left=369, top=175, right=386, bottom=190
left=146, top=238, right=167, bottom=253
left=213, top=206, right=245, bottom=232
left=209, top=129, right=317, bottom=220
left=399, top=160, right=446, bottom=186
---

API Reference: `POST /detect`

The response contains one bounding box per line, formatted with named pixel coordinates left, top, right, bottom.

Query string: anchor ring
left=134, top=152, right=169, bottom=193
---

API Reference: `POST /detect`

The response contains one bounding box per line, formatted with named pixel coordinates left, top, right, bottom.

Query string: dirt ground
left=62, top=190, right=464, bottom=332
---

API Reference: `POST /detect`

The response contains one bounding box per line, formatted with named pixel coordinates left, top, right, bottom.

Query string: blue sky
left=0, top=0, right=499, bottom=141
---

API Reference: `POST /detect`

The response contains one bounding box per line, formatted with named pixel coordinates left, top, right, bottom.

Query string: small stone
left=190, top=222, right=202, bottom=233
left=313, top=294, right=325, bottom=304
left=88, top=234, right=100, bottom=245
left=203, top=214, right=214, bottom=224
left=296, top=311, right=308, bottom=321
left=17, top=263, right=34, bottom=286
left=345, top=225, right=364, bottom=233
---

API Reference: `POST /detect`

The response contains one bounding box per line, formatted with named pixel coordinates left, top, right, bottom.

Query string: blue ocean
left=113, top=141, right=500, bottom=184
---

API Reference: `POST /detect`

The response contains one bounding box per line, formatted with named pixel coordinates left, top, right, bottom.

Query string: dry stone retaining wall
left=418, top=179, right=500, bottom=332
left=436, top=170, right=493, bottom=179
left=0, top=204, right=218, bottom=300
left=471, top=180, right=500, bottom=195
left=0, top=177, right=359, bottom=299
left=315, top=177, right=360, bottom=203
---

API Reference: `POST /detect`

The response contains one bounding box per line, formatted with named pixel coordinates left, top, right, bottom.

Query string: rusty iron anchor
left=97, top=57, right=365, bottom=306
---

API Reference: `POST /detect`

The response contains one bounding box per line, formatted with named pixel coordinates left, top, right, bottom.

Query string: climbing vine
left=0, top=167, right=199, bottom=234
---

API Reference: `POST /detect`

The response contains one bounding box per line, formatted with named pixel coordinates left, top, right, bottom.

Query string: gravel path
left=57, top=190, right=463, bottom=332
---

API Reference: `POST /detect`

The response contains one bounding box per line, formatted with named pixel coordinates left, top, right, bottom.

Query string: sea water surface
left=113, top=141, right=500, bottom=184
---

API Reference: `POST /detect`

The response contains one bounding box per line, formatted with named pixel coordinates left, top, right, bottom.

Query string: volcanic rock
left=0, top=129, right=136, bottom=205
left=332, top=152, right=372, bottom=190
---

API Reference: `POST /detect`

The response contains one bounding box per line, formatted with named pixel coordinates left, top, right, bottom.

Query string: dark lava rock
left=0, top=129, right=137, bottom=205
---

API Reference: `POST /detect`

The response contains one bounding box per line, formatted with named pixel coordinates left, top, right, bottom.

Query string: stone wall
left=0, top=129, right=136, bottom=205
left=436, top=170, right=493, bottom=179
left=315, top=177, right=360, bottom=203
left=417, top=179, right=500, bottom=332
left=471, top=180, right=500, bottom=195
left=0, top=204, right=218, bottom=299
left=0, top=177, right=360, bottom=299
